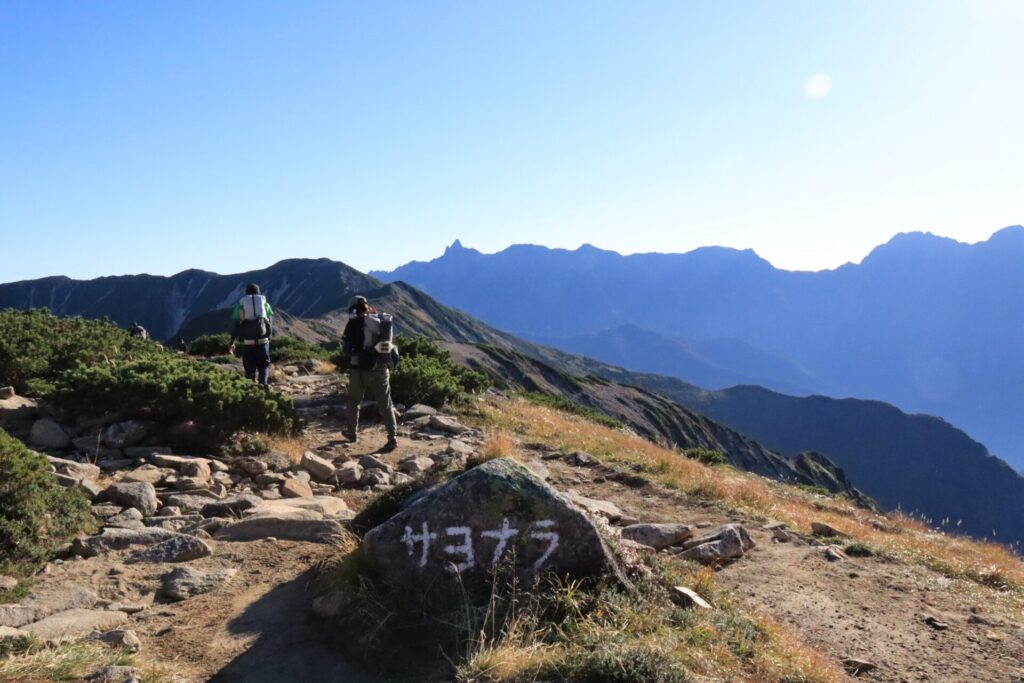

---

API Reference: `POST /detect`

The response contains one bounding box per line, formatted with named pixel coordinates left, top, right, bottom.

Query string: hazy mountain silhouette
left=375, top=227, right=1024, bottom=471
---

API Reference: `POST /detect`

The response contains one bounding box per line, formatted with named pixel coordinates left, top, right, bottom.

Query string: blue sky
left=2, top=1, right=1022, bottom=281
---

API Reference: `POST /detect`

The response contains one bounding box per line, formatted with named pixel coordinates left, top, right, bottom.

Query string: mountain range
left=374, top=228, right=1024, bottom=473
left=3, top=251, right=1024, bottom=545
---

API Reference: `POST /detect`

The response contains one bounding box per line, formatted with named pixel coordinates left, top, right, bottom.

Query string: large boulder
left=300, top=451, right=336, bottom=481
left=30, top=418, right=72, bottom=449
left=127, top=534, right=212, bottom=563
left=105, top=481, right=159, bottom=516
left=362, top=458, right=622, bottom=587
left=46, top=455, right=101, bottom=481
left=0, top=393, right=36, bottom=430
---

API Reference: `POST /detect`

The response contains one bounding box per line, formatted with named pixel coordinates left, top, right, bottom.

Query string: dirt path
left=540, top=456, right=1024, bottom=683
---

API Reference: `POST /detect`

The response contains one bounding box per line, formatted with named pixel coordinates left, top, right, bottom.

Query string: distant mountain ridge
left=5, top=255, right=1024, bottom=545
left=374, top=227, right=1024, bottom=471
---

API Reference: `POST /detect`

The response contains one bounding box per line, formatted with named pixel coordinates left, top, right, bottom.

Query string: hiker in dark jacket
left=228, top=283, right=275, bottom=386
left=341, top=295, right=398, bottom=451
left=128, top=321, right=149, bottom=340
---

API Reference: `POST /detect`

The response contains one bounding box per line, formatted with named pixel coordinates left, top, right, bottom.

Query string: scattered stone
left=104, top=508, right=145, bottom=530
left=105, top=481, right=159, bottom=516
left=91, top=504, right=123, bottom=518
left=162, top=566, right=237, bottom=601
left=923, top=613, right=949, bottom=630
left=358, top=454, right=392, bottom=471
left=236, top=458, right=269, bottom=476
left=399, top=456, right=434, bottom=475
left=200, top=494, right=263, bottom=518
left=447, top=439, right=475, bottom=457
left=0, top=386, right=13, bottom=400
left=363, top=458, right=624, bottom=587
left=772, top=527, right=795, bottom=543
left=392, top=472, right=415, bottom=486
left=362, top=469, right=391, bottom=487
left=810, top=521, right=848, bottom=538
left=0, top=587, right=98, bottom=627
left=30, top=418, right=72, bottom=449
left=402, top=404, right=438, bottom=421
left=93, top=628, right=142, bottom=653
left=620, top=523, right=693, bottom=550
left=823, top=546, right=847, bottom=562
left=127, top=534, right=212, bottom=563
left=164, top=493, right=223, bottom=512
left=300, top=451, right=336, bottom=481
left=0, top=576, right=17, bottom=593
left=429, top=415, right=471, bottom=435
left=842, top=658, right=878, bottom=676
left=0, top=625, right=31, bottom=651
left=524, top=460, right=550, bottom=480
left=254, top=496, right=351, bottom=518
left=567, top=451, right=598, bottom=467
left=282, top=478, right=313, bottom=498
left=86, top=665, right=140, bottom=683
left=103, top=420, right=153, bottom=449
left=673, top=524, right=755, bottom=565
left=72, top=527, right=180, bottom=557
left=46, top=455, right=101, bottom=481
left=669, top=586, right=713, bottom=610
left=24, top=608, right=129, bottom=644
left=0, top=393, right=37, bottom=429
left=215, top=515, right=346, bottom=543
left=97, top=458, right=134, bottom=472
left=158, top=506, right=181, bottom=517
left=565, top=490, right=622, bottom=522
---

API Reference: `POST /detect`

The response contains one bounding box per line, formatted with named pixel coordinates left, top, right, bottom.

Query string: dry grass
left=457, top=559, right=847, bottom=683
left=313, top=359, right=337, bottom=374
left=475, top=395, right=1024, bottom=592
left=480, top=430, right=518, bottom=462
left=0, top=641, right=175, bottom=683
left=266, top=435, right=312, bottom=464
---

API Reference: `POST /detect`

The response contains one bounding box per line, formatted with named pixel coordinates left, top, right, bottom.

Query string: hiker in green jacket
left=228, top=283, right=275, bottom=386
left=341, top=296, right=399, bottom=451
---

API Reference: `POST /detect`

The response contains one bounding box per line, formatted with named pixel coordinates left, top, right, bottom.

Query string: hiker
left=128, top=321, right=149, bottom=340
left=228, top=283, right=275, bottom=386
left=341, top=295, right=399, bottom=451
left=177, top=338, right=189, bottom=354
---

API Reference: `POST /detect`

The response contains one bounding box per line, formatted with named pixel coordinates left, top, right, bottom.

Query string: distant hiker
left=177, top=338, right=189, bottom=354
left=342, top=295, right=399, bottom=451
left=228, top=283, right=275, bottom=386
left=128, top=321, right=149, bottom=340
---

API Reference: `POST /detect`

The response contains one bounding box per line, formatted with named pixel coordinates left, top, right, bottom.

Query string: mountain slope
left=374, top=228, right=1024, bottom=471
left=0, top=258, right=381, bottom=341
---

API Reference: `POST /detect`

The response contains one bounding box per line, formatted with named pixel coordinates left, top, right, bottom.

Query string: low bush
left=187, top=333, right=231, bottom=357
left=0, top=429, right=94, bottom=572
left=189, top=333, right=330, bottom=365
left=52, top=354, right=300, bottom=441
left=342, top=336, right=490, bottom=408
left=522, top=392, right=623, bottom=430
left=0, top=308, right=153, bottom=396
left=680, top=448, right=729, bottom=467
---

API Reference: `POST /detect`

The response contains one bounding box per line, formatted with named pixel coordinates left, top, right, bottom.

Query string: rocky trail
left=2, top=369, right=1023, bottom=682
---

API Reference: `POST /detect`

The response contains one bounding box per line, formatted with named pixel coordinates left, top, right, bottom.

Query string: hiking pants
left=346, top=368, right=397, bottom=438
left=241, top=343, right=271, bottom=386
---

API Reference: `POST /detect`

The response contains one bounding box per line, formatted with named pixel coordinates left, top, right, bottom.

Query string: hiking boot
left=381, top=437, right=398, bottom=453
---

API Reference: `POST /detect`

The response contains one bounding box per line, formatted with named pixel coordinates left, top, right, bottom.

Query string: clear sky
left=2, top=1, right=1022, bottom=282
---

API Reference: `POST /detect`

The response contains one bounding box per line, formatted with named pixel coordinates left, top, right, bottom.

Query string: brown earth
left=11, top=372, right=1024, bottom=682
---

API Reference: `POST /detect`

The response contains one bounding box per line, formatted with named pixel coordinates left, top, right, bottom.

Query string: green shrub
left=190, top=333, right=330, bottom=365
left=52, top=354, right=299, bottom=441
left=679, top=448, right=728, bottom=467
left=0, top=429, right=93, bottom=571
left=0, top=308, right=154, bottom=396
left=522, top=392, right=624, bottom=430
left=336, top=336, right=490, bottom=408
left=844, top=542, right=874, bottom=557
left=187, top=333, right=231, bottom=357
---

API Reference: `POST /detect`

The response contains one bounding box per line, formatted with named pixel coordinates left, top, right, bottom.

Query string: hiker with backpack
left=128, top=321, right=149, bottom=340
left=341, top=295, right=399, bottom=451
left=228, top=283, right=275, bottom=386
